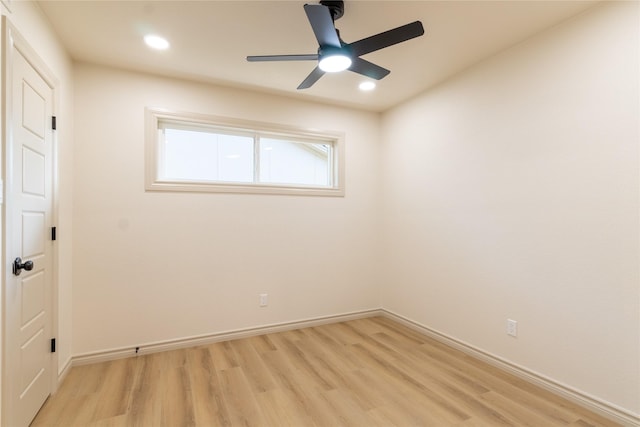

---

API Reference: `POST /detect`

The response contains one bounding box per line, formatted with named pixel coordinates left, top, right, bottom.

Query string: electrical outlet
left=259, top=293, right=268, bottom=307
left=507, top=319, right=518, bottom=337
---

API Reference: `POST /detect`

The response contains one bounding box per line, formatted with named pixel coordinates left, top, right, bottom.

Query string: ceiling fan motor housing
left=319, top=0, right=344, bottom=21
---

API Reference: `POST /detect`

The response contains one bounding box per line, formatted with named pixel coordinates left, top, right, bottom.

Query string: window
left=145, top=108, right=344, bottom=196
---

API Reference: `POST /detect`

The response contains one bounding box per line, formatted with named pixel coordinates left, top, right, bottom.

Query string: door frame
left=1, top=16, right=60, bottom=425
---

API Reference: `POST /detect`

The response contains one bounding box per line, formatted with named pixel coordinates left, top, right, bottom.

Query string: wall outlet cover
left=507, top=319, right=518, bottom=337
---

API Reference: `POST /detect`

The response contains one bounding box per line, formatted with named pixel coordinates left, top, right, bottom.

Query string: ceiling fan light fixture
left=319, top=53, right=352, bottom=72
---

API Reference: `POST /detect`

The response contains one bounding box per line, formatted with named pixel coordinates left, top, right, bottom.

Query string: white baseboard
left=57, top=356, right=72, bottom=383
left=380, top=309, right=640, bottom=427
left=72, top=308, right=383, bottom=366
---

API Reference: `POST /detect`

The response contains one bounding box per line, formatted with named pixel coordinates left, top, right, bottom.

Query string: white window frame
left=145, top=108, right=345, bottom=196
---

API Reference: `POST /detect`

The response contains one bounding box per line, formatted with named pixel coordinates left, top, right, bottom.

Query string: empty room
left=0, top=0, right=638, bottom=426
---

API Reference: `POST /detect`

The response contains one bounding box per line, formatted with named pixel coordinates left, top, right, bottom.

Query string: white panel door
left=3, top=38, right=55, bottom=427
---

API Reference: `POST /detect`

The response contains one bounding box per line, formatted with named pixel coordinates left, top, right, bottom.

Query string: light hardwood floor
left=32, top=317, right=620, bottom=426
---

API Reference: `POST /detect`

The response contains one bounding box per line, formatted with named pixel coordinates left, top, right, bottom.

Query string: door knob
left=13, top=257, right=34, bottom=276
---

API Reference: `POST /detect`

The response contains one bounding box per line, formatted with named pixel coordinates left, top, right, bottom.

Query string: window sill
left=145, top=180, right=345, bottom=197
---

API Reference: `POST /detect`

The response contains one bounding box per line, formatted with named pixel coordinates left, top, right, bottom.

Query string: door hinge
left=51, top=226, right=57, bottom=241
left=51, top=338, right=56, bottom=353
left=52, top=116, right=57, bottom=130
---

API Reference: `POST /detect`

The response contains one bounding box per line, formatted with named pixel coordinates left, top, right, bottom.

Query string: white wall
left=72, top=64, right=381, bottom=355
left=0, top=0, right=74, bottom=421
left=381, top=1, right=639, bottom=416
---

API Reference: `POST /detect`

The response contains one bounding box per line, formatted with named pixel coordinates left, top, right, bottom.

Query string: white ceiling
left=37, top=0, right=599, bottom=112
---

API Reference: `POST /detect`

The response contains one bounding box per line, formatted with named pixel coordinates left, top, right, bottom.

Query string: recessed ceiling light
left=144, top=35, right=170, bottom=50
left=359, top=81, right=376, bottom=91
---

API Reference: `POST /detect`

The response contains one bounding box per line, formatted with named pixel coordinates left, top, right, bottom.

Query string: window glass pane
left=161, top=127, right=254, bottom=183
left=259, top=138, right=330, bottom=186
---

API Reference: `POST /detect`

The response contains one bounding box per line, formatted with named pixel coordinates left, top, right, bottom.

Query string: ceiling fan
left=246, top=1, right=425, bottom=90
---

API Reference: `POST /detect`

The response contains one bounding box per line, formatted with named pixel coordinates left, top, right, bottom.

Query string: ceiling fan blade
left=297, top=66, right=325, bottom=90
left=348, top=21, right=424, bottom=57
left=247, top=54, right=318, bottom=62
left=348, top=57, right=390, bottom=80
left=304, top=4, right=341, bottom=48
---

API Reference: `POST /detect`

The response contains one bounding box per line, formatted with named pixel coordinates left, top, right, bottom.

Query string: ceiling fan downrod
left=319, top=0, right=344, bottom=22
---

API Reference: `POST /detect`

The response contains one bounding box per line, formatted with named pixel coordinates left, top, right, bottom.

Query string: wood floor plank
left=259, top=347, right=341, bottom=426
left=254, top=388, right=314, bottom=427
left=126, top=354, right=162, bottom=427
left=186, top=346, right=232, bottom=426
left=304, top=325, right=366, bottom=371
left=311, top=388, right=381, bottom=426
left=159, top=365, right=195, bottom=427
left=42, top=413, right=128, bottom=427
left=42, top=394, right=100, bottom=427
left=366, top=332, right=519, bottom=425
left=218, top=366, right=265, bottom=426
left=479, top=390, right=566, bottom=427
left=413, top=340, right=593, bottom=425
left=92, top=358, right=136, bottom=421
left=227, top=338, right=277, bottom=394
left=32, top=316, right=622, bottom=427
left=364, top=333, right=515, bottom=425
left=209, top=341, right=239, bottom=371
left=87, top=414, right=129, bottom=427
left=349, top=341, right=470, bottom=423
left=66, top=363, right=110, bottom=398
left=247, top=333, right=277, bottom=354
left=290, top=333, right=380, bottom=413
left=376, top=331, right=491, bottom=396
left=268, top=332, right=336, bottom=391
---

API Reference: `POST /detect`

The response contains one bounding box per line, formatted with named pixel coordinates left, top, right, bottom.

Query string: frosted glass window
left=161, top=128, right=253, bottom=183
left=259, top=138, right=329, bottom=186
